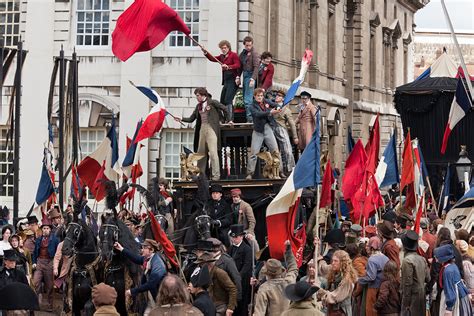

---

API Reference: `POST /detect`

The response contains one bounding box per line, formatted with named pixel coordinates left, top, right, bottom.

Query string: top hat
left=377, top=221, right=395, bottom=239
left=283, top=280, right=319, bottom=302
left=195, top=240, right=214, bottom=252
left=433, top=244, right=455, bottom=263
left=323, top=229, right=345, bottom=246
left=402, top=230, right=419, bottom=251
left=3, top=249, right=18, bottom=261
left=210, top=184, right=223, bottom=193
left=190, top=265, right=211, bottom=289
left=27, top=216, right=39, bottom=224
left=229, top=224, right=245, bottom=238
left=141, top=239, right=160, bottom=251
left=195, top=251, right=218, bottom=264
left=300, top=91, right=312, bottom=98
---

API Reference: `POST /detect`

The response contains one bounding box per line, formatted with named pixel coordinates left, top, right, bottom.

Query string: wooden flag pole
left=314, top=184, right=321, bottom=306
left=185, top=34, right=225, bottom=66
left=425, top=175, right=438, bottom=214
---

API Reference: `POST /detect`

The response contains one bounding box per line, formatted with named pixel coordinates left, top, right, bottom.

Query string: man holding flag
left=175, top=87, right=228, bottom=181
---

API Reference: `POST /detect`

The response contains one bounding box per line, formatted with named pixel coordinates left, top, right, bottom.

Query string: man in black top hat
left=395, top=213, right=412, bottom=238
left=400, top=230, right=429, bottom=316
left=228, top=224, right=252, bottom=316
left=207, top=184, right=232, bottom=247
left=0, top=249, right=28, bottom=289
left=27, top=216, right=41, bottom=238
left=189, top=265, right=216, bottom=316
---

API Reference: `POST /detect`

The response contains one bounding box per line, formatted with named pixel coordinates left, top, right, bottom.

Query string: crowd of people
left=0, top=185, right=473, bottom=316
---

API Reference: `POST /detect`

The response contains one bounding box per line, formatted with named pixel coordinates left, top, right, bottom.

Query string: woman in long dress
left=434, top=244, right=473, bottom=316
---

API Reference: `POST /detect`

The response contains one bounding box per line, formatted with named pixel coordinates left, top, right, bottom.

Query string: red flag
left=148, top=211, right=178, bottom=267
left=400, top=131, right=414, bottom=192
left=320, top=161, right=335, bottom=208
left=351, top=115, right=383, bottom=221
left=413, top=196, right=424, bottom=234
left=342, top=140, right=367, bottom=201
left=91, top=161, right=108, bottom=202
left=112, top=0, right=190, bottom=61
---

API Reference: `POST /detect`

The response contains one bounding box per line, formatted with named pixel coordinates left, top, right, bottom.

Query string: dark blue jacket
left=122, top=248, right=166, bottom=299
left=249, top=99, right=277, bottom=133
left=33, top=234, right=59, bottom=264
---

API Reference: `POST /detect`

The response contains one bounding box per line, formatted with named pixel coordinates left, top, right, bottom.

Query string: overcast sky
left=415, top=0, right=474, bottom=32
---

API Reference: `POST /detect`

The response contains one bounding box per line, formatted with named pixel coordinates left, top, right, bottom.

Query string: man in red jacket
left=202, top=40, right=241, bottom=124
left=258, top=51, right=274, bottom=91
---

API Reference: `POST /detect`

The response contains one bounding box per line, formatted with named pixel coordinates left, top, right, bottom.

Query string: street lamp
left=455, top=145, right=471, bottom=193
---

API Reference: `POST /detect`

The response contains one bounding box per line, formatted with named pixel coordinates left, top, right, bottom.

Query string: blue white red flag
left=441, top=77, right=472, bottom=154
left=375, top=130, right=399, bottom=188
left=283, top=49, right=313, bottom=105
left=122, top=120, right=143, bottom=178
left=35, top=161, right=55, bottom=205
left=134, top=96, right=166, bottom=144
left=266, top=110, right=320, bottom=266
left=77, top=117, right=120, bottom=198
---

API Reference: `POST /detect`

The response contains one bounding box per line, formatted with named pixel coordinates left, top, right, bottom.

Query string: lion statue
left=257, top=150, right=281, bottom=179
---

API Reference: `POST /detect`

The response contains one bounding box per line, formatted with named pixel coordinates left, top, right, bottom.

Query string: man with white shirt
left=175, top=87, right=228, bottom=181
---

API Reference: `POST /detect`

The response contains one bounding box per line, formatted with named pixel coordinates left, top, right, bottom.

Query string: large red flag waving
left=400, top=131, right=414, bottom=192
left=112, top=0, right=191, bottom=61
left=342, top=140, right=367, bottom=201
left=351, top=115, right=383, bottom=221
left=320, top=161, right=335, bottom=208
left=148, top=211, right=178, bottom=267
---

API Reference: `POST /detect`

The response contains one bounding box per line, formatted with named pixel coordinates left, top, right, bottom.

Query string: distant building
left=413, top=30, right=474, bottom=80
left=0, top=0, right=428, bottom=214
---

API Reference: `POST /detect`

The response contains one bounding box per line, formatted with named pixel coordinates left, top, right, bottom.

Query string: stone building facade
left=0, top=0, right=428, bottom=214
left=246, top=0, right=428, bottom=168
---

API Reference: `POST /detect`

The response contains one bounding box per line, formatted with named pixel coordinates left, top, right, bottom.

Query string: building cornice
left=397, top=0, right=430, bottom=13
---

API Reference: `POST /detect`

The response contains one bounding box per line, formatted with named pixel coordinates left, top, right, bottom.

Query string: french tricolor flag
left=266, top=110, right=320, bottom=266
left=283, top=49, right=313, bottom=105
left=130, top=81, right=166, bottom=144
left=441, top=77, right=472, bottom=154
left=122, top=120, right=143, bottom=178
left=77, top=118, right=120, bottom=195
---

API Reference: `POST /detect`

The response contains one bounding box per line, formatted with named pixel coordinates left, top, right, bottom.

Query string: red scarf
left=258, top=101, right=266, bottom=111
left=439, top=263, right=450, bottom=289
left=160, top=191, right=170, bottom=199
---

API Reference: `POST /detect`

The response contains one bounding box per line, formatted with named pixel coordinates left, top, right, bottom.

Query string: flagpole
left=440, top=0, right=474, bottom=100
left=425, top=175, right=438, bottom=214
left=314, top=184, right=321, bottom=306
left=185, top=34, right=225, bottom=67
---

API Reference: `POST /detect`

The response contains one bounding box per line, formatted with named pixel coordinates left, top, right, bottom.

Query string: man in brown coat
left=295, top=91, right=317, bottom=151
left=176, top=87, right=228, bottom=181
left=196, top=252, right=237, bottom=316
left=230, top=188, right=256, bottom=234
left=378, top=221, right=400, bottom=269
left=253, top=241, right=298, bottom=316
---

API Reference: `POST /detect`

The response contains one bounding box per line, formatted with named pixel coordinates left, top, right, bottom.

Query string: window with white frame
left=76, top=0, right=110, bottom=46
left=80, top=128, right=106, bottom=156
left=0, top=128, right=13, bottom=197
left=169, top=0, right=199, bottom=47
left=0, top=0, right=20, bottom=48
left=161, top=129, right=194, bottom=181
